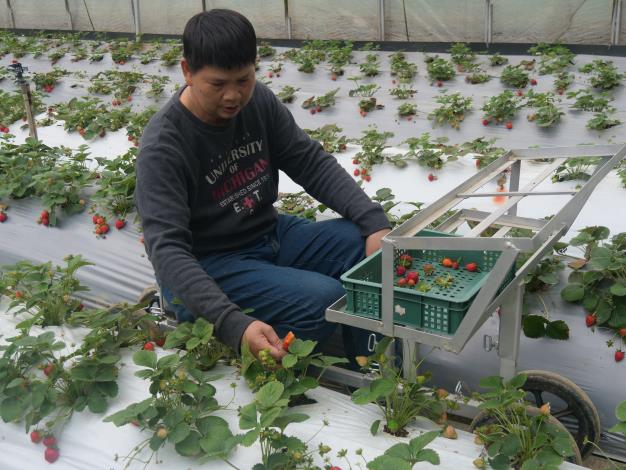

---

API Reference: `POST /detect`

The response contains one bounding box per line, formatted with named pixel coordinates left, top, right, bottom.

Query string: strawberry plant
left=465, top=70, right=491, bottom=84
left=360, top=42, right=380, bottom=51
left=389, top=85, right=417, bottom=99
left=561, top=227, right=626, bottom=332
left=553, top=72, right=574, bottom=94
left=0, top=89, right=44, bottom=126
left=367, top=431, right=441, bottom=469
left=303, top=124, right=348, bottom=153
left=163, top=318, right=232, bottom=371
left=277, top=85, right=299, bottom=103
left=257, top=41, right=276, bottom=58
left=500, top=65, right=530, bottom=88
left=32, top=68, right=69, bottom=93
left=397, top=102, right=417, bottom=117
left=390, top=51, right=417, bottom=83
left=160, top=41, right=182, bottom=66
left=351, top=337, right=450, bottom=436
left=348, top=78, right=382, bottom=114
left=481, top=90, right=521, bottom=125
left=428, top=92, right=472, bottom=129
left=449, top=42, right=476, bottom=71
left=528, top=43, right=575, bottom=75
left=566, top=89, right=611, bottom=112
left=489, top=53, right=509, bottom=66
left=105, top=348, right=237, bottom=465
left=92, top=148, right=138, bottom=219
left=126, top=106, right=157, bottom=144
left=146, top=75, right=170, bottom=99
left=551, top=157, right=600, bottom=183
left=88, top=69, right=144, bottom=101
left=359, top=53, right=381, bottom=77
left=426, top=57, right=456, bottom=83
left=0, top=255, right=92, bottom=328
left=524, top=91, right=564, bottom=128
left=241, top=338, right=346, bottom=396
left=370, top=187, right=423, bottom=227
left=54, top=96, right=132, bottom=139
left=403, top=133, right=458, bottom=170
left=579, top=59, right=623, bottom=90
left=586, top=110, right=621, bottom=131
left=47, top=47, right=68, bottom=65
left=301, top=88, right=339, bottom=113
left=459, top=137, right=506, bottom=168
left=275, top=191, right=326, bottom=221
left=352, top=125, right=393, bottom=176
left=473, top=374, right=577, bottom=470
left=109, top=38, right=141, bottom=64
left=293, top=49, right=319, bottom=73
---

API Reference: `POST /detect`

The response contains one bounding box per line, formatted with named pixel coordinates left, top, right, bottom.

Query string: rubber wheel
left=521, top=370, right=600, bottom=459
left=471, top=405, right=583, bottom=466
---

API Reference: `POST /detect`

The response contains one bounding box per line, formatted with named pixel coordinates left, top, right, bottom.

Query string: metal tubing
left=484, top=0, right=493, bottom=46
left=378, top=0, right=385, bottom=41
left=512, top=144, right=623, bottom=159
left=64, top=0, right=73, bottom=30
left=497, top=282, right=524, bottom=380
left=389, top=235, right=534, bottom=253
left=6, top=0, right=15, bottom=29
left=131, top=0, right=140, bottom=39
left=402, top=339, right=417, bottom=381
left=456, top=190, right=577, bottom=198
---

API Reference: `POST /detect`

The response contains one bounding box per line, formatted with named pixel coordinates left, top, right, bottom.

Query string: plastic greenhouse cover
left=0, top=45, right=624, bottom=457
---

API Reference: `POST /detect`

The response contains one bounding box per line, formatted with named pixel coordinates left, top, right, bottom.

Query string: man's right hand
left=242, top=320, right=287, bottom=361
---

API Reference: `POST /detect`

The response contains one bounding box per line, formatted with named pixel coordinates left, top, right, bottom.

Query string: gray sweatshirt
left=135, top=82, right=390, bottom=352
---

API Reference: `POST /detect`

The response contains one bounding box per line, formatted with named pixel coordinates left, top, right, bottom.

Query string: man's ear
left=181, top=59, right=193, bottom=86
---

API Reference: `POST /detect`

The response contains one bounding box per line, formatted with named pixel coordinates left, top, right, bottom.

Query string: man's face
left=182, top=61, right=256, bottom=125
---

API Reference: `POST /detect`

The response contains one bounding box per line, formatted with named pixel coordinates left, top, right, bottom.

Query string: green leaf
left=186, top=337, right=201, bottom=350
left=490, top=453, right=511, bottom=470
left=238, top=403, right=257, bottom=430
left=0, top=397, right=23, bottom=422
left=370, top=378, right=395, bottom=399
left=409, top=430, right=439, bottom=454
left=175, top=430, right=201, bottom=457
left=282, top=354, right=297, bottom=369
left=99, top=354, right=121, bottom=364
left=479, top=375, right=503, bottom=390
left=551, top=436, right=575, bottom=457
left=416, top=448, right=440, bottom=465
left=255, top=381, right=284, bottom=408
left=198, top=417, right=234, bottom=456
left=271, top=412, right=309, bottom=431
left=561, top=283, right=585, bottom=302
left=169, top=421, right=191, bottom=444
left=610, top=282, right=626, bottom=297
left=163, top=408, right=186, bottom=428
left=370, top=419, right=381, bottom=436
left=103, top=398, right=154, bottom=426
left=589, top=246, right=612, bottom=270
left=367, top=455, right=411, bottom=470
left=287, top=339, right=316, bottom=357
left=259, top=406, right=282, bottom=428
left=582, top=292, right=599, bottom=311
left=87, top=392, right=107, bottom=413
left=522, top=315, right=547, bottom=338
left=596, top=299, right=613, bottom=324
left=385, top=442, right=412, bottom=460
left=133, top=350, right=157, bottom=369
left=545, top=320, right=570, bottom=340
left=506, top=374, right=527, bottom=389
left=352, top=385, right=375, bottom=405
left=501, top=433, right=522, bottom=455
left=237, top=429, right=259, bottom=447
left=157, top=354, right=180, bottom=370
left=521, top=459, right=541, bottom=470
left=608, top=421, right=626, bottom=435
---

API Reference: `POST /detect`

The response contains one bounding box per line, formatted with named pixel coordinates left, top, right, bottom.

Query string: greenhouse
left=0, top=1, right=625, bottom=469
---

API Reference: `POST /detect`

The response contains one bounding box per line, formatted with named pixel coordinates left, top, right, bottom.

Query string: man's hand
left=365, top=228, right=391, bottom=256
left=242, top=320, right=287, bottom=361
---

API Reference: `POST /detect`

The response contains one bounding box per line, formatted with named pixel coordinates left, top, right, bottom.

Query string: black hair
left=183, top=9, right=257, bottom=72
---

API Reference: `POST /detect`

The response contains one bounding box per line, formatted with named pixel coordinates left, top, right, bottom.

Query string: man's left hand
left=365, top=228, right=392, bottom=256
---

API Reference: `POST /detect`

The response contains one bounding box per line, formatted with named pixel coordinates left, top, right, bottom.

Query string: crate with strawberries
left=341, top=230, right=515, bottom=335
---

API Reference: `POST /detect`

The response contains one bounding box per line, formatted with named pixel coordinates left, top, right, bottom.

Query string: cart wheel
left=521, top=369, right=600, bottom=459
left=471, top=405, right=583, bottom=466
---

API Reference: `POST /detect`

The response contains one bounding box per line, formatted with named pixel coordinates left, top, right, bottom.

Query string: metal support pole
left=131, top=0, right=141, bottom=40
left=284, top=0, right=292, bottom=39
left=64, top=0, right=74, bottom=30
left=378, top=0, right=385, bottom=41
left=6, top=0, right=15, bottom=29
left=497, top=282, right=524, bottom=380
left=401, top=339, right=418, bottom=381
left=202, top=0, right=206, bottom=12
left=20, top=82, right=38, bottom=141
left=610, top=0, right=622, bottom=46
left=484, top=0, right=493, bottom=46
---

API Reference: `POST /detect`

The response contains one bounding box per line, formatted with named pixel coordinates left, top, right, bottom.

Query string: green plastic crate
left=341, top=229, right=515, bottom=335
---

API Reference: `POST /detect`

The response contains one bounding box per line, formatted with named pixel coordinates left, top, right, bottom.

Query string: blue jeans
left=161, top=215, right=376, bottom=358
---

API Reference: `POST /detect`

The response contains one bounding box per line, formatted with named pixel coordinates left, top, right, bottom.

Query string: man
left=135, top=9, right=391, bottom=361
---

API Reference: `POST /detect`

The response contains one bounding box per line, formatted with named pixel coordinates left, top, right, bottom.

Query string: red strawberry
left=530, top=78, right=538, bottom=86
left=396, top=266, right=406, bottom=276
left=94, top=226, right=102, bottom=235
left=352, top=159, right=359, bottom=164
left=359, top=110, right=366, bottom=117
left=407, top=278, right=416, bottom=286
left=316, top=106, right=322, bottom=113
left=155, top=337, right=166, bottom=347
left=42, top=435, right=57, bottom=447
left=119, top=60, right=126, bottom=65
left=44, top=447, right=60, bottom=463
left=442, top=258, right=454, bottom=268
left=353, top=169, right=360, bottom=176
left=331, top=73, right=337, bottom=81
left=143, top=342, right=155, bottom=351
left=329, top=467, right=342, bottom=470
left=516, top=90, right=524, bottom=97
left=41, top=210, right=49, bottom=219
left=115, top=219, right=125, bottom=230
left=452, top=261, right=459, bottom=270
left=267, top=72, right=273, bottom=78
left=79, top=128, right=86, bottom=136
left=43, top=364, right=54, bottom=377
left=95, top=217, right=105, bottom=225
left=475, top=160, right=481, bottom=168
left=407, top=271, right=419, bottom=282
left=0, top=212, right=7, bottom=222
left=482, top=119, right=489, bottom=126
left=127, top=95, right=132, bottom=102
left=399, top=254, right=413, bottom=268
left=465, top=262, right=479, bottom=272
left=616, top=350, right=625, bottom=362
left=92, top=215, right=99, bottom=224
left=585, top=314, right=596, bottom=327
left=505, top=121, right=513, bottom=129
left=41, top=218, right=49, bottom=226
left=364, top=175, right=371, bottom=182
left=428, top=173, right=437, bottom=182
left=436, top=80, right=443, bottom=87
left=310, top=108, right=316, bottom=115
left=15, top=291, right=23, bottom=299
left=30, top=430, right=43, bottom=443
left=397, top=277, right=407, bottom=286
left=619, top=328, right=626, bottom=337
left=99, top=224, right=109, bottom=234
left=361, top=168, right=367, bottom=175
